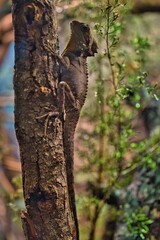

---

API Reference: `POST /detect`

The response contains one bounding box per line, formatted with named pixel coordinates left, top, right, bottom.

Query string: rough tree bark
left=12, top=0, right=76, bottom=239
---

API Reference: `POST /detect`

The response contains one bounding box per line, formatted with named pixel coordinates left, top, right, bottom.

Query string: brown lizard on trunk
left=39, top=20, right=98, bottom=239
left=58, top=20, right=98, bottom=240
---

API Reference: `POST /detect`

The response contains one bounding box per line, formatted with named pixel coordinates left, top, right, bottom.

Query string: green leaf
left=154, top=94, right=159, bottom=101
left=140, top=233, right=145, bottom=239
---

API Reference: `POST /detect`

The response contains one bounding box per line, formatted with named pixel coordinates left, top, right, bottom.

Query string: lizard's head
left=68, top=20, right=98, bottom=57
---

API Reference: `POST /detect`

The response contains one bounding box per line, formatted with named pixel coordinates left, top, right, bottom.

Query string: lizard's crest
left=63, top=20, right=98, bottom=57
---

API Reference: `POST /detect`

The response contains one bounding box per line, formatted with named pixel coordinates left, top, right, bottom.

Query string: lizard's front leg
left=58, top=81, right=80, bottom=113
left=36, top=111, right=59, bottom=136
left=58, top=81, right=76, bottom=111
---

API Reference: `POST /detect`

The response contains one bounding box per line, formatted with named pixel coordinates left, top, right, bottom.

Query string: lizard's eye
left=81, top=24, right=89, bottom=32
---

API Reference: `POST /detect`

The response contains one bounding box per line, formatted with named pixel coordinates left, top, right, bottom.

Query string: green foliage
left=69, top=0, right=159, bottom=239
left=126, top=210, right=153, bottom=239
left=5, top=175, right=24, bottom=224
left=58, top=0, right=160, bottom=239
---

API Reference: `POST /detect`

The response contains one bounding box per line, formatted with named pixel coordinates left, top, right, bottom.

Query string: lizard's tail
left=63, top=112, right=80, bottom=240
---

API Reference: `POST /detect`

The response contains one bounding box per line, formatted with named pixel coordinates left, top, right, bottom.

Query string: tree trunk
left=12, top=0, right=76, bottom=239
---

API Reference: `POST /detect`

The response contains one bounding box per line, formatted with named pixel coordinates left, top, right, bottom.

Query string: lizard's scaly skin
left=59, top=21, right=98, bottom=240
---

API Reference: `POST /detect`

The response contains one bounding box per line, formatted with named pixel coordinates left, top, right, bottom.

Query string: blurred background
left=0, top=0, right=23, bottom=239
left=0, top=0, right=160, bottom=239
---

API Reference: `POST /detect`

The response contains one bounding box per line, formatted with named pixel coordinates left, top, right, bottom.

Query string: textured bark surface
left=12, top=0, right=75, bottom=239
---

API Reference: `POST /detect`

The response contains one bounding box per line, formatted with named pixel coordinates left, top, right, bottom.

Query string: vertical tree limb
left=12, top=0, right=76, bottom=239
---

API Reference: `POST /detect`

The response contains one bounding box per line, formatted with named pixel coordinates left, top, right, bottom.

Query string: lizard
left=58, top=20, right=98, bottom=240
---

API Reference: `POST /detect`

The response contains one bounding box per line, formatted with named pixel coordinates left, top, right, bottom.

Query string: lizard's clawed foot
left=36, top=111, right=59, bottom=136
